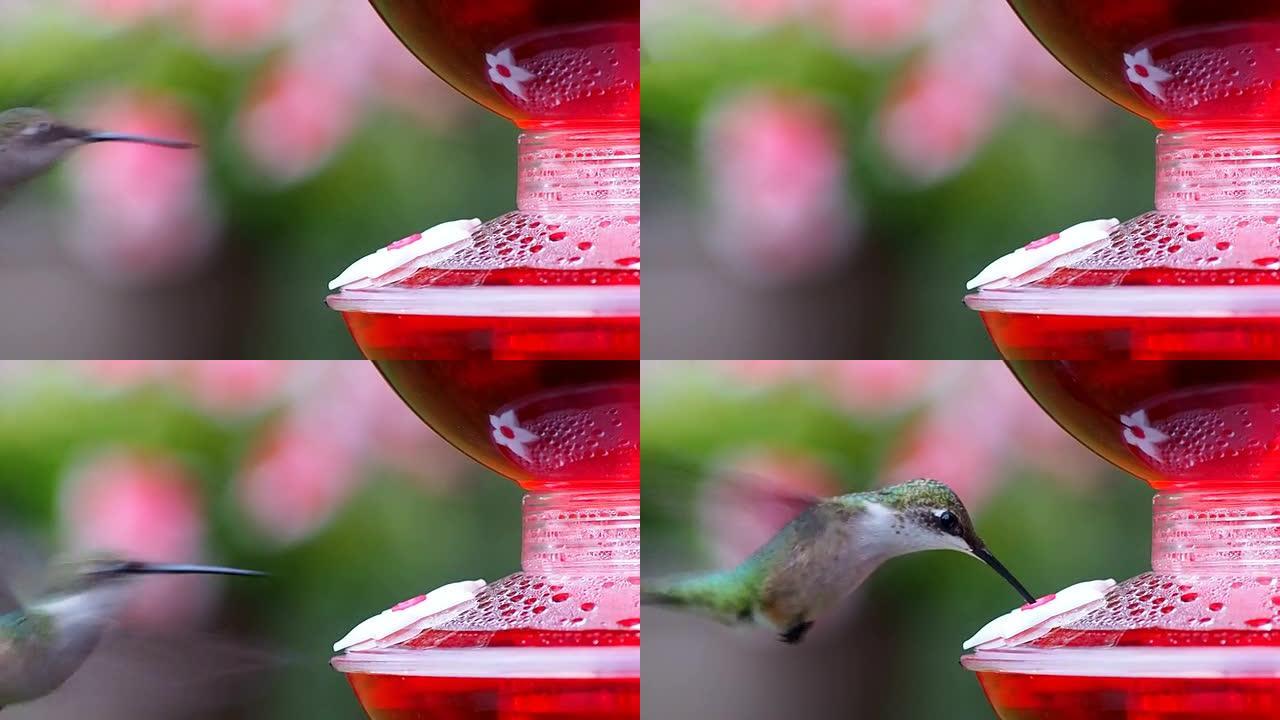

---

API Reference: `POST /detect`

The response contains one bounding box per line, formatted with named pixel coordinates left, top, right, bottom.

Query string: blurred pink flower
left=354, top=378, right=466, bottom=487
left=882, top=404, right=1001, bottom=510
left=78, top=360, right=179, bottom=390
left=720, top=360, right=821, bottom=388
left=822, top=360, right=940, bottom=416
left=312, top=362, right=466, bottom=488
left=820, top=0, right=934, bottom=54
left=879, top=363, right=1102, bottom=510
left=1009, top=35, right=1103, bottom=129
left=176, top=361, right=292, bottom=417
left=335, top=2, right=471, bottom=127
left=79, top=0, right=182, bottom=24
left=718, top=0, right=813, bottom=26
left=64, top=92, right=217, bottom=286
left=699, top=450, right=840, bottom=567
left=872, top=0, right=1101, bottom=182
left=722, top=361, right=938, bottom=418
left=238, top=51, right=361, bottom=182
left=366, top=40, right=471, bottom=127
left=180, top=0, right=292, bottom=54
left=236, top=414, right=362, bottom=546
left=60, top=449, right=213, bottom=628
left=702, top=90, right=858, bottom=286
left=991, top=368, right=1100, bottom=487
left=878, top=55, right=1003, bottom=183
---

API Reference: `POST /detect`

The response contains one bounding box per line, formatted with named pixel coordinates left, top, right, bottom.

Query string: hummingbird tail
left=640, top=583, right=689, bottom=608
left=642, top=570, right=755, bottom=623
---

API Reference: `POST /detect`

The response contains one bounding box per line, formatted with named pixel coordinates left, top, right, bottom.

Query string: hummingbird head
left=879, top=478, right=1036, bottom=604
left=0, top=107, right=195, bottom=186
left=0, top=108, right=88, bottom=178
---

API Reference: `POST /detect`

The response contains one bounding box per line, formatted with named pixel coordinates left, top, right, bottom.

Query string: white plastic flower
left=334, top=579, right=486, bottom=653
left=1120, top=410, right=1169, bottom=460
left=490, top=410, right=539, bottom=460
left=487, top=49, right=535, bottom=100
left=967, top=218, right=1119, bottom=290
left=1124, top=49, right=1173, bottom=101
left=964, top=579, right=1115, bottom=650
left=329, top=218, right=480, bottom=291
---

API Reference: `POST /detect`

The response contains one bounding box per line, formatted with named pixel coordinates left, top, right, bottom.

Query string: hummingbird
left=0, top=555, right=263, bottom=710
left=0, top=107, right=195, bottom=194
left=643, top=478, right=1035, bottom=644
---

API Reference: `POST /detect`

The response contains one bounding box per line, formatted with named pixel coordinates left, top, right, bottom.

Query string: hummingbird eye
left=934, top=509, right=961, bottom=535
left=20, top=122, right=52, bottom=138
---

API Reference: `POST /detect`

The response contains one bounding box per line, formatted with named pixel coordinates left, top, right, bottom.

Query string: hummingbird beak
left=971, top=546, right=1036, bottom=605
left=113, top=562, right=266, bottom=578
left=82, top=131, right=197, bottom=150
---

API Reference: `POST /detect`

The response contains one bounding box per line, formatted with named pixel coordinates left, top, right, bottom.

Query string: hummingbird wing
left=0, top=629, right=281, bottom=718
left=0, top=610, right=60, bottom=707
left=649, top=457, right=826, bottom=514
left=0, top=578, right=20, bottom=616
left=643, top=496, right=832, bottom=628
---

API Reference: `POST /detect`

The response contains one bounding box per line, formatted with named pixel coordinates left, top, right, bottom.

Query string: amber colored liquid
left=978, top=671, right=1280, bottom=719
left=369, top=0, right=638, bottom=128
left=371, top=360, right=637, bottom=492
left=982, top=311, right=1280, bottom=489
left=348, top=673, right=640, bottom=720
left=1009, top=1, right=1280, bottom=127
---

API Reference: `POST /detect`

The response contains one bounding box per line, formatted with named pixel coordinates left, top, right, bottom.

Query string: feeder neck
left=1156, top=128, right=1280, bottom=213
left=517, top=127, right=640, bottom=215
left=1152, top=490, right=1280, bottom=574
left=521, top=489, right=639, bottom=576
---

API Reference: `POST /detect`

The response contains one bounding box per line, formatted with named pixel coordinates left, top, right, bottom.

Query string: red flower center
left=1135, top=65, right=1150, bottom=78
left=497, top=64, right=512, bottom=78
left=1131, top=426, right=1146, bottom=439
left=393, top=594, right=428, bottom=612
left=501, top=426, right=516, bottom=439
left=389, top=233, right=422, bottom=250
left=1021, top=593, right=1057, bottom=610
left=1026, top=232, right=1060, bottom=250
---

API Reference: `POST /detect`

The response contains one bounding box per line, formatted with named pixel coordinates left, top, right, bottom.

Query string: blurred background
left=642, top=0, right=1154, bottom=358
left=642, top=360, right=1150, bottom=719
left=0, top=360, right=521, bottom=719
left=0, top=1, right=511, bottom=358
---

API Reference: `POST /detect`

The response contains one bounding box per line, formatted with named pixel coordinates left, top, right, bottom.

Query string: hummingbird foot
left=779, top=620, right=813, bottom=644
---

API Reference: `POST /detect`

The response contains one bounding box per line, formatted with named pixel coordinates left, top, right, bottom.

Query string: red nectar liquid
left=977, top=671, right=1280, bottom=720
left=975, top=309, right=1280, bottom=718
left=981, top=310, right=1280, bottom=490
left=348, top=673, right=641, bottom=720
left=1009, top=1, right=1280, bottom=128
left=370, top=360, right=638, bottom=492
left=370, top=0, right=638, bottom=128
left=341, top=310, right=639, bottom=361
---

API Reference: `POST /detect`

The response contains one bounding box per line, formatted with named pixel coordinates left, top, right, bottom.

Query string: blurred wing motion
left=644, top=500, right=844, bottom=644
left=649, top=456, right=825, bottom=520
left=649, top=454, right=833, bottom=568
left=0, top=576, right=20, bottom=616
left=0, top=630, right=283, bottom=720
